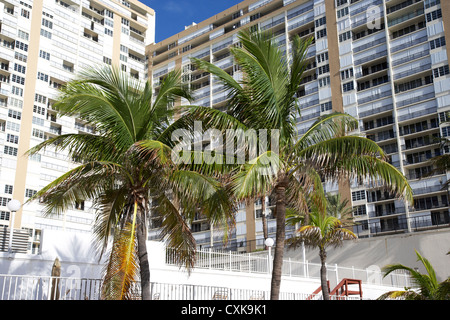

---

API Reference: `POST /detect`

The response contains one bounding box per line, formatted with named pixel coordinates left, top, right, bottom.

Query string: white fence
left=0, top=274, right=360, bottom=300
left=166, top=248, right=412, bottom=289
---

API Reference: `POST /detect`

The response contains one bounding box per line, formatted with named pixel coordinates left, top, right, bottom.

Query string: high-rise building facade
left=147, top=0, right=450, bottom=251
left=0, top=0, right=155, bottom=253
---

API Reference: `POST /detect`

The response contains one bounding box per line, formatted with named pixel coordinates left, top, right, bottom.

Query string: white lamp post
left=7, top=199, right=21, bottom=254
left=264, top=238, right=274, bottom=274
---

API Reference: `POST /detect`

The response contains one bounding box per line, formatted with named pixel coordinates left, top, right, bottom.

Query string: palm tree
left=378, top=250, right=450, bottom=300
left=27, top=66, right=235, bottom=299
left=191, top=30, right=413, bottom=299
left=288, top=197, right=357, bottom=300
left=325, top=193, right=354, bottom=224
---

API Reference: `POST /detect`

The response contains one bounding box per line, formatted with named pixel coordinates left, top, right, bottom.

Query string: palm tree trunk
left=270, top=184, right=287, bottom=300
left=261, top=196, right=268, bottom=249
left=319, top=247, right=330, bottom=300
left=136, top=211, right=151, bottom=300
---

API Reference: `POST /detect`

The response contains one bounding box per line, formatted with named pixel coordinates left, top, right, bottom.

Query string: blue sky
left=141, top=0, right=243, bottom=42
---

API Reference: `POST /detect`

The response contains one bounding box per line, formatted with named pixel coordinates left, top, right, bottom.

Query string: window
left=39, top=50, right=50, bottom=60
left=32, top=116, right=45, bottom=126
left=4, top=146, right=18, bottom=156
left=15, top=41, right=28, bottom=52
left=352, top=190, right=366, bottom=201
left=319, top=76, right=330, bottom=87
left=426, top=9, right=442, bottom=23
left=14, top=63, right=26, bottom=74
left=317, top=52, right=329, bottom=63
left=433, top=65, right=450, bottom=78
left=0, top=211, right=10, bottom=221
left=182, top=45, right=191, bottom=53
left=6, top=134, right=18, bottom=144
left=9, top=98, right=23, bottom=109
left=316, top=29, right=327, bottom=39
left=7, top=122, right=20, bottom=132
left=12, top=86, right=23, bottom=97
left=318, top=64, right=330, bottom=75
left=40, top=29, right=52, bottom=39
left=4, top=185, right=13, bottom=194
left=343, top=81, right=354, bottom=92
left=103, top=57, right=112, bottom=65
left=37, top=72, right=49, bottom=82
left=250, top=13, right=260, bottom=22
left=17, top=30, right=29, bottom=40
left=339, top=31, right=351, bottom=42
left=33, top=105, right=46, bottom=115
left=21, top=9, right=30, bottom=19
left=336, top=0, right=348, bottom=6
left=75, top=200, right=85, bottom=210
left=12, top=75, right=25, bottom=85
left=353, top=205, right=367, bottom=216
left=341, top=68, right=353, bottom=80
left=0, top=197, right=12, bottom=207
left=8, top=110, right=21, bottom=120
left=320, top=101, right=332, bottom=112
left=32, top=128, right=46, bottom=139
left=337, top=7, right=349, bottom=18
left=442, top=126, right=450, bottom=138
left=425, top=0, right=440, bottom=9
left=15, top=52, right=27, bottom=63
left=35, top=94, right=47, bottom=104
left=430, top=36, right=446, bottom=50
left=105, top=28, right=113, bottom=36
left=42, top=18, right=53, bottom=29
left=25, top=189, right=37, bottom=198
left=315, top=17, right=326, bottom=28
left=395, top=77, right=433, bottom=94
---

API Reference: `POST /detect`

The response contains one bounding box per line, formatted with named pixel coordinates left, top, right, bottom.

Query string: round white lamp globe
left=7, top=199, right=21, bottom=212
left=264, top=238, right=274, bottom=248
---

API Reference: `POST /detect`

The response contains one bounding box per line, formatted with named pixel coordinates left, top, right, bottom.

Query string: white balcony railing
left=0, top=274, right=342, bottom=300
left=166, top=248, right=412, bottom=289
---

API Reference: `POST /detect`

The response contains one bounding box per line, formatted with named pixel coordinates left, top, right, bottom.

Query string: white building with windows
left=147, top=0, right=450, bottom=251
left=0, top=0, right=155, bottom=254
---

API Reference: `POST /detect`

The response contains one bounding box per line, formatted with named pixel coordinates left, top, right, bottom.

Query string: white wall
left=0, top=229, right=410, bottom=299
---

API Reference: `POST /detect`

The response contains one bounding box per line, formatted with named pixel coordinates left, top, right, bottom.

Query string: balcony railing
left=388, top=8, right=424, bottom=28
left=0, top=275, right=325, bottom=300
left=165, top=248, right=411, bottom=289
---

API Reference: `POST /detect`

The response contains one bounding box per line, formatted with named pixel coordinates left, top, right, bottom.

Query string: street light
left=7, top=199, right=21, bottom=254
left=265, top=238, right=274, bottom=274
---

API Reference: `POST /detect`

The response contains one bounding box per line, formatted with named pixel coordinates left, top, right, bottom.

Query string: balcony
left=357, top=83, right=392, bottom=105
left=367, top=128, right=396, bottom=143
left=404, top=150, right=440, bottom=166
left=390, top=29, right=428, bottom=53
left=388, top=8, right=424, bottom=28
left=391, top=45, right=429, bottom=67
left=387, top=0, right=423, bottom=15
left=393, top=59, right=431, bottom=81
left=402, top=134, right=440, bottom=151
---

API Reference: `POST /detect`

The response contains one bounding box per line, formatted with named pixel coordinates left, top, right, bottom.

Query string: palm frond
left=232, top=151, right=280, bottom=200
left=101, top=203, right=139, bottom=300
left=26, top=161, right=123, bottom=217
left=156, top=194, right=197, bottom=271
left=92, top=188, right=129, bottom=260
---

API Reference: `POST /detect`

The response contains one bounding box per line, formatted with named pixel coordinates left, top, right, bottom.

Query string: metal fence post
left=209, top=248, right=212, bottom=269
left=335, top=264, right=339, bottom=285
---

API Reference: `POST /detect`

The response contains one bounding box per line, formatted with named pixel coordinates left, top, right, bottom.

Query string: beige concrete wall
left=12, top=0, right=43, bottom=229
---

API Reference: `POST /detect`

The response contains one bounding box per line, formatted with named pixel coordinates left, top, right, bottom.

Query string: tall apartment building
left=147, top=0, right=450, bottom=252
left=0, top=0, right=155, bottom=253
